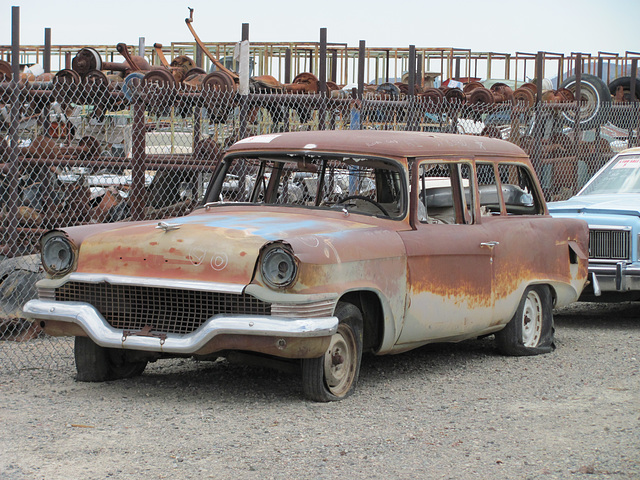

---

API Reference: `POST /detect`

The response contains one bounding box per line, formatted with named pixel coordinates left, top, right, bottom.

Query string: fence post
left=138, top=37, right=145, bottom=57
left=284, top=48, right=291, bottom=84
left=238, top=23, right=250, bottom=140
left=318, top=28, right=327, bottom=131
left=357, top=40, right=365, bottom=99
left=43, top=27, right=51, bottom=73
left=5, top=6, right=21, bottom=257
left=130, top=100, right=147, bottom=221
left=535, top=52, right=543, bottom=105
left=408, top=45, right=417, bottom=131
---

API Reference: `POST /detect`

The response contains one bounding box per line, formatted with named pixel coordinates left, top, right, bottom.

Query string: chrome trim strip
left=589, top=225, right=632, bottom=231
left=23, top=300, right=338, bottom=354
left=66, top=273, right=245, bottom=294
left=589, top=265, right=640, bottom=276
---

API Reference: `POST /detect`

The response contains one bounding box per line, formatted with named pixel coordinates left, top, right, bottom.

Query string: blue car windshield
left=580, top=154, right=640, bottom=195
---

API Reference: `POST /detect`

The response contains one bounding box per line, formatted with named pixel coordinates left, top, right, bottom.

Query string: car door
left=396, top=160, right=499, bottom=345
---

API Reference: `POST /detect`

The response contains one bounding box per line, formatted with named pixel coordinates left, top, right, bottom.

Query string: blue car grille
left=589, top=229, right=631, bottom=261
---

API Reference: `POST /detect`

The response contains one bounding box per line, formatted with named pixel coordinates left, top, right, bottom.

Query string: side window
left=476, top=162, right=501, bottom=215
left=497, top=164, right=543, bottom=215
left=418, top=162, right=473, bottom=224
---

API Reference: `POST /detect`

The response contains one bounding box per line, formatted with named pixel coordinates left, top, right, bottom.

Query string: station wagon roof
left=226, top=130, right=529, bottom=160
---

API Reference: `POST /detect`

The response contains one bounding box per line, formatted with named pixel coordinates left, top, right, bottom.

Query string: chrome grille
left=54, top=282, right=271, bottom=335
left=589, top=229, right=631, bottom=261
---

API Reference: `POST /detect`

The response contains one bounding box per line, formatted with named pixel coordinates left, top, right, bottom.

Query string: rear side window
left=476, top=162, right=543, bottom=216
left=497, top=163, right=543, bottom=215
left=418, top=162, right=474, bottom=224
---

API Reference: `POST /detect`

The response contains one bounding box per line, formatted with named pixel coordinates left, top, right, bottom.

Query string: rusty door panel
left=396, top=224, right=496, bottom=344
left=482, top=215, right=589, bottom=320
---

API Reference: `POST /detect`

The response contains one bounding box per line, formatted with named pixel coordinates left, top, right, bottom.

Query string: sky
left=2, top=0, right=638, bottom=55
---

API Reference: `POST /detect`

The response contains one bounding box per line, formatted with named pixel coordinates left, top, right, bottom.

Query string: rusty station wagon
left=24, top=130, right=589, bottom=401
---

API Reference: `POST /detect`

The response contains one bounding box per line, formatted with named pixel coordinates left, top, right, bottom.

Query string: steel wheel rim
left=522, top=290, right=543, bottom=347
left=323, top=324, right=357, bottom=397
left=564, top=80, right=601, bottom=124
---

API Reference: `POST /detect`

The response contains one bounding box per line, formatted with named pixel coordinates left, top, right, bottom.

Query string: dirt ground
left=0, top=301, right=638, bottom=480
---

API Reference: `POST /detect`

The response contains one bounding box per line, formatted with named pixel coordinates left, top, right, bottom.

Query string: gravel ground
left=1, top=302, right=638, bottom=480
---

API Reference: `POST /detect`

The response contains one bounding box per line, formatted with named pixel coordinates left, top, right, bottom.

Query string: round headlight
left=42, top=232, right=75, bottom=276
left=261, top=246, right=298, bottom=289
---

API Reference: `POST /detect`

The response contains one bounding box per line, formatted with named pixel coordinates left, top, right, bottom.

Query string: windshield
left=205, top=154, right=406, bottom=219
left=580, top=154, right=640, bottom=195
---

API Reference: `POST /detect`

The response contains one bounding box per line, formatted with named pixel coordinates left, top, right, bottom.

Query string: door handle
left=480, top=241, right=500, bottom=249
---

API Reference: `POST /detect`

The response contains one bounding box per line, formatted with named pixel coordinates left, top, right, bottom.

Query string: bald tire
left=495, top=285, right=555, bottom=356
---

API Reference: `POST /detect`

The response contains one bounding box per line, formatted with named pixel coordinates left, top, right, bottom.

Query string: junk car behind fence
left=24, top=130, right=589, bottom=400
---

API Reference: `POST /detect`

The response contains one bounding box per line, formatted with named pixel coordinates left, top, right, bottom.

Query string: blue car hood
left=548, top=194, right=640, bottom=218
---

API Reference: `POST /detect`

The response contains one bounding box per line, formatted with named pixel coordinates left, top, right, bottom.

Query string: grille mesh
left=54, top=282, right=271, bottom=335
left=589, top=229, right=631, bottom=261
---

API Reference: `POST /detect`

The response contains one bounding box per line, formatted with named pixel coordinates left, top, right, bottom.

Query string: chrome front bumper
left=23, top=299, right=338, bottom=357
left=589, top=262, right=640, bottom=295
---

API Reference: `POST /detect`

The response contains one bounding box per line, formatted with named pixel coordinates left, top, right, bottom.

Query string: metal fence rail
left=1, top=77, right=639, bottom=372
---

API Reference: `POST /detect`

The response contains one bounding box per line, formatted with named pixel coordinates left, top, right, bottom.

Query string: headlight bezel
left=41, top=231, right=76, bottom=277
left=260, top=243, right=298, bottom=289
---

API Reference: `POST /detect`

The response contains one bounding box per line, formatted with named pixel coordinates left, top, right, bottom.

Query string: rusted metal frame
left=408, top=158, right=419, bottom=230
left=153, top=43, right=171, bottom=68
left=449, top=163, right=468, bottom=224
left=5, top=6, right=21, bottom=257
left=185, top=8, right=238, bottom=81
left=314, top=159, right=328, bottom=207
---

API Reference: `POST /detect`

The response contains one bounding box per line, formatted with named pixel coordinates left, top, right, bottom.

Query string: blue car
left=548, top=147, right=640, bottom=301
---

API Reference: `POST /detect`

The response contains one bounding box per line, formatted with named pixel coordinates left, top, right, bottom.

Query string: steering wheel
left=337, top=195, right=390, bottom=216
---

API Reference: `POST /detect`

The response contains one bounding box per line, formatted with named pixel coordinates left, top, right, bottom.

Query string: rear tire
left=74, top=336, right=147, bottom=382
left=302, top=302, right=363, bottom=402
left=495, top=285, right=555, bottom=356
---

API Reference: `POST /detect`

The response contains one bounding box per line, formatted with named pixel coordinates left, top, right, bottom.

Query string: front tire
left=495, top=285, right=554, bottom=356
left=74, top=336, right=148, bottom=382
left=302, top=302, right=363, bottom=402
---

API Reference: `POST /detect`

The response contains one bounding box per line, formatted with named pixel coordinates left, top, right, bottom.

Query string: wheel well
left=339, top=291, right=383, bottom=353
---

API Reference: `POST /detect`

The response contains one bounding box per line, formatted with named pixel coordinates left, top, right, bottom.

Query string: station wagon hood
left=72, top=208, right=403, bottom=285
left=548, top=194, right=640, bottom=218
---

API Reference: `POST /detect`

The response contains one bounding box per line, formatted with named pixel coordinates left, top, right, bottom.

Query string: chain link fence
left=1, top=76, right=639, bottom=373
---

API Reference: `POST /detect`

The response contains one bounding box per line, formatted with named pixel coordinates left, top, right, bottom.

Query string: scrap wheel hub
left=323, top=324, right=357, bottom=396
left=521, top=290, right=543, bottom=347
